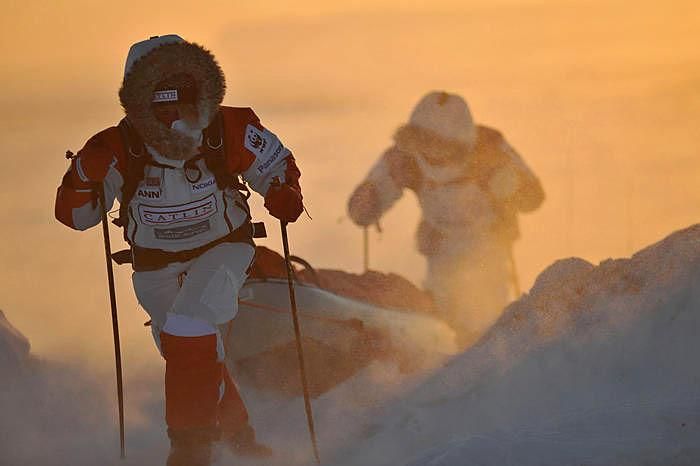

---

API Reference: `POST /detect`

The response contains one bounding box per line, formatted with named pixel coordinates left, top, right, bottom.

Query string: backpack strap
left=201, top=111, right=251, bottom=199
left=115, top=118, right=151, bottom=244
left=114, top=111, right=254, bottom=244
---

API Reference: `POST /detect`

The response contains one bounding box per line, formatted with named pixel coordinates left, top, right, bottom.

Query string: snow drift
left=0, top=310, right=166, bottom=466
left=0, top=309, right=31, bottom=377
left=332, top=224, right=700, bottom=466
left=3, top=225, right=700, bottom=466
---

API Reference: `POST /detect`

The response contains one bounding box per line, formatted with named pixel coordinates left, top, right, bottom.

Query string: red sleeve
left=54, top=126, right=127, bottom=230
left=282, top=154, right=301, bottom=190
left=219, top=106, right=301, bottom=194
left=220, top=106, right=258, bottom=174
left=55, top=172, right=95, bottom=228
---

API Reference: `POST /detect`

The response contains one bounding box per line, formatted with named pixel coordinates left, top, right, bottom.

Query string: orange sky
left=1, top=0, right=699, bottom=372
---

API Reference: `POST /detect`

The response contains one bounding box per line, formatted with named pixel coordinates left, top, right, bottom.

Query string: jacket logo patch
left=191, top=177, right=216, bottom=193
left=154, top=220, right=211, bottom=240
left=249, top=133, right=265, bottom=150
left=138, top=189, right=161, bottom=199
left=138, top=194, right=218, bottom=226
left=244, top=124, right=290, bottom=175
left=256, top=143, right=283, bottom=174
left=245, top=125, right=268, bottom=154
left=145, top=177, right=161, bottom=187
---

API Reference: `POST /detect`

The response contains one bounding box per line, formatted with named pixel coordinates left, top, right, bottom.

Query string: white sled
left=224, top=276, right=457, bottom=397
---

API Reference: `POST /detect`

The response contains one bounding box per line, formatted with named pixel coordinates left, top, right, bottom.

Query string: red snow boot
left=166, top=427, right=216, bottom=466
left=160, top=333, right=222, bottom=466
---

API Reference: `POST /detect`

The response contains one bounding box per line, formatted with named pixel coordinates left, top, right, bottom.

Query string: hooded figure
left=348, top=91, right=544, bottom=347
left=55, top=35, right=304, bottom=465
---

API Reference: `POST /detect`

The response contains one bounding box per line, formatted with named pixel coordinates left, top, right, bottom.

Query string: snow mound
left=0, top=309, right=31, bottom=377
left=333, top=224, right=700, bottom=466
left=0, top=310, right=165, bottom=466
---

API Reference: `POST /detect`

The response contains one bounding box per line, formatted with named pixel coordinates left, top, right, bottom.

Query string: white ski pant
left=424, top=243, right=511, bottom=347
left=132, top=242, right=255, bottom=359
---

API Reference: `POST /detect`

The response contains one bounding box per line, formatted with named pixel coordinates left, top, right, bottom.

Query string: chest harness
left=112, top=112, right=266, bottom=271
left=415, top=146, right=520, bottom=242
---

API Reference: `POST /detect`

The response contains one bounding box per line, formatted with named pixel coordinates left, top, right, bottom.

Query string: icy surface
left=0, top=309, right=30, bottom=376
left=0, top=310, right=167, bottom=466
left=2, top=225, right=700, bottom=465
left=331, top=225, right=700, bottom=466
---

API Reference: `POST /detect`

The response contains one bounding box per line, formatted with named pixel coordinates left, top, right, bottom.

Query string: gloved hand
left=265, top=182, right=304, bottom=223
left=70, top=136, right=116, bottom=188
left=347, top=181, right=381, bottom=226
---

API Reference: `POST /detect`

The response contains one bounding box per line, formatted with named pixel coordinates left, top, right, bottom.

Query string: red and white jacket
left=56, top=106, right=300, bottom=252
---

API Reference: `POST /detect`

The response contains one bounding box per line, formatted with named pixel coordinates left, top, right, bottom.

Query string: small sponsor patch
left=154, top=220, right=211, bottom=240
left=152, top=89, right=179, bottom=103
left=245, top=125, right=267, bottom=154
left=244, top=124, right=289, bottom=175
left=145, top=177, right=161, bottom=187
left=191, top=177, right=216, bottom=193
left=256, top=142, right=284, bottom=174
left=137, top=188, right=161, bottom=199
left=138, top=194, right=218, bottom=226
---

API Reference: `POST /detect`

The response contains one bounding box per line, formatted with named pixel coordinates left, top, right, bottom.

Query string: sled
left=223, top=247, right=458, bottom=397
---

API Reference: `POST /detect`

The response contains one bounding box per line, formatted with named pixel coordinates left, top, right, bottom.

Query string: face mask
left=171, top=118, right=203, bottom=144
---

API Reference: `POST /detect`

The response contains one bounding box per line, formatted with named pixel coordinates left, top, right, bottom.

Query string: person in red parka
left=55, top=35, right=304, bottom=466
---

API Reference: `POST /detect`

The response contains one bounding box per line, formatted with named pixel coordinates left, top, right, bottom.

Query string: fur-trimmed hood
left=394, top=124, right=475, bottom=165
left=119, top=37, right=226, bottom=160
left=394, top=124, right=505, bottom=163
left=393, top=123, right=508, bottom=183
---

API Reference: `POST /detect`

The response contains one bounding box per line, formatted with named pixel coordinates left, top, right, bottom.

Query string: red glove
left=70, top=136, right=116, bottom=188
left=265, top=183, right=304, bottom=223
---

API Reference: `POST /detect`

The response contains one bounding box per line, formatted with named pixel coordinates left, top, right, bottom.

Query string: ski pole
left=363, top=226, right=369, bottom=273
left=508, top=247, right=521, bottom=298
left=280, top=220, right=321, bottom=464
left=97, top=183, right=126, bottom=459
